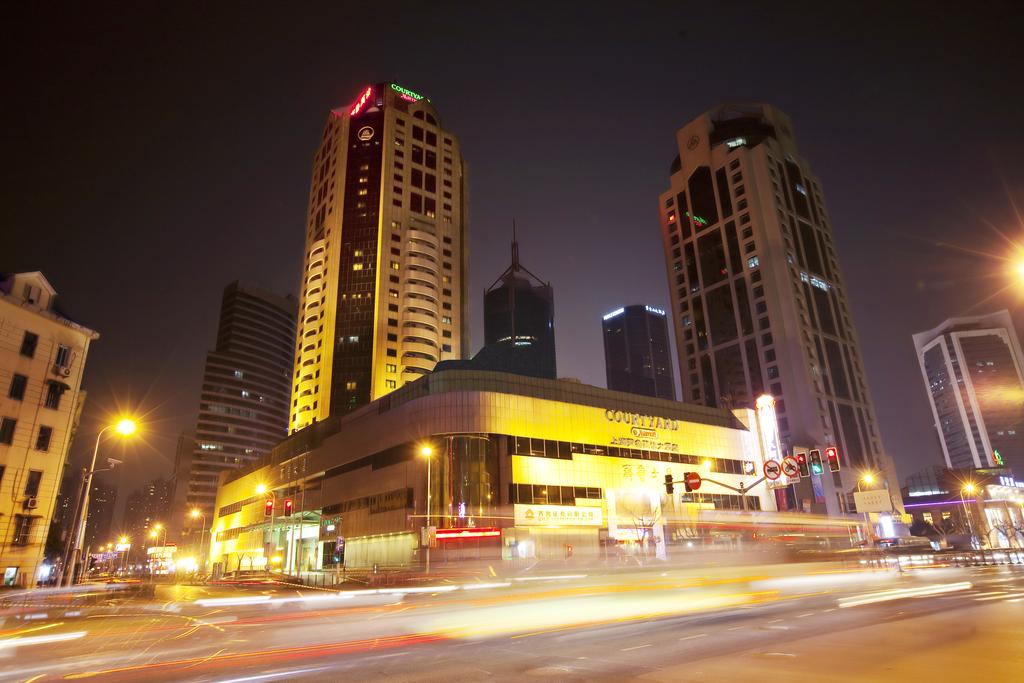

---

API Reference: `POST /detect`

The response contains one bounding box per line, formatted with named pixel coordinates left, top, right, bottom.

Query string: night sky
left=4, top=2, right=1024, bottom=509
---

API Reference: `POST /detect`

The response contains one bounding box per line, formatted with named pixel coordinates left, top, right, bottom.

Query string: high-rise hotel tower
left=290, top=83, right=468, bottom=433
left=658, top=104, right=897, bottom=515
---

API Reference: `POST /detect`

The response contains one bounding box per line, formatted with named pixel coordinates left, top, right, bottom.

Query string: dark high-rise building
left=289, top=83, right=469, bottom=433
left=602, top=304, right=676, bottom=400
left=913, top=310, right=1024, bottom=474
left=479, top=237, right=556, bottom=379
left=122, top=477, right=171, bottom=546
left=83, top=479, right=116, bottom=550
left=166, top=432, right=194, bottom=543
left=185, top=282, right=295, bottom=532
left=658, top=104, right=898, bottom=515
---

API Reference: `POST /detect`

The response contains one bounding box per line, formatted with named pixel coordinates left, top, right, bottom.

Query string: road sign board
left=781, top=456, right=800, bottom=478
left=763, top=460, right=782, bottom=480
left=684, top=472, right=702, bottom=491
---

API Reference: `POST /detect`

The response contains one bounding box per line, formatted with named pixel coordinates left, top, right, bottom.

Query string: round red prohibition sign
left=763, top=460, right=782, bottom=480
left=781, top=456, right=800, bottom=478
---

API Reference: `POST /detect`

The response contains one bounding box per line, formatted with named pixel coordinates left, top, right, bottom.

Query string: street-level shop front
left=209, top=370, right=785, bottom=575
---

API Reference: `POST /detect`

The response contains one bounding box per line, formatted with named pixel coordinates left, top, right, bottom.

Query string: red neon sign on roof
left=349, top=86, right=373, bottom=117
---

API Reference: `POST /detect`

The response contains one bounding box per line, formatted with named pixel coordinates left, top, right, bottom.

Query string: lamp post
left=857, top=472, right=876, bottom=546
left=118, top=536, right=130, bottom=574
left=419, top=445, right=433, bottom=575
left=190, top=509, right=208, bottom=574
left=961, top=483, right=978, bottom=550
left=149, top=523, right=167, bottom=577
left=61, top=417, right=137, bottom=586
left=257, top=484, right=276, bottom=574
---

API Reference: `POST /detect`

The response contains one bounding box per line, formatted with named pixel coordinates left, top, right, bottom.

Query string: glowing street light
left=62, top=415, right=140, bottom=586
left=190, top=508, right=208, bottom=572
left=419, top=444, right=434, bottom=575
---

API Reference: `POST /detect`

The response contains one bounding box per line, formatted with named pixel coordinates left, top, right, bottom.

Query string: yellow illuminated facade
left=211, top=370, right=779, bottom=574
left=289, top=83, right=468, bottom=433
left=0, top=272, right=98, bottom=586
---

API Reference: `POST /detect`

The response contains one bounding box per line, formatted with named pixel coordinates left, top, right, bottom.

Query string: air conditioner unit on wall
left=25, top=497, right=38, bottom=510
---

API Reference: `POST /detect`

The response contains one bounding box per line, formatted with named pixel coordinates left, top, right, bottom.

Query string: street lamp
left=190, top=509, right=208, bottom=573
left=61, top=416, right=138, bottom=586
left=419, top=445, right=433, bottom=574
left=961, top=483, right=978, bottom=549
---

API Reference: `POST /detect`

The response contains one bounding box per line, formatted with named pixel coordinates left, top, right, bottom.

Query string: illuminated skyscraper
left=658, top=104, right=896, bottom=515
left=602, top=304, right=675, bottom=400
left=913, top=311, right=1024, bottom=474
left=290, top=83, right=468, bottom=432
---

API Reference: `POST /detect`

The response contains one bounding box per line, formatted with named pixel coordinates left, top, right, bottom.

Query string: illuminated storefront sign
left=515, top=504, right=603, bottom=527
left=603, top=307, right=624, bottom=321
left=435, top=527, right=501, bottom=540
left=349, top=86, right=373, bottom=116
left=644, top=305, right=665, bottom=316
left=357, top=126, right=374, bottom=141
left=390, top=83, right=425, bottom=102
left=755, top=395, right=782, bottom=465
left=604, top=410, right=679, bottom=431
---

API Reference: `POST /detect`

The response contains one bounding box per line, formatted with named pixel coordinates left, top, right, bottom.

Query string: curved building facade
left=209, top=370, right=784, bottom=574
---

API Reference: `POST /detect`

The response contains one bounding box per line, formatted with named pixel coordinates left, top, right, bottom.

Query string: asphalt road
left=1, top=562, right=1022, bottom=682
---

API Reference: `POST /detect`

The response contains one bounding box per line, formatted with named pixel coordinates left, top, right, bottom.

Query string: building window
left=0, top=418, right=15, bottom=444
left=390, top=261, right=400, bottom=270
left=20, top=332, right=39, bottom=358
left=352, top=263, right=363, bottom=271
left=35, top=426, right=52, bottom=452
left=12, top=515, right=33, bottom=546
left=386, top=348, right=397, bottom=357
left=55, top=345, right=71, bottom=368
left=385, top=379, right=397, bottom=389
left=345, top=381, right=357, bottom=391
left=387, top=333, right=398, bottom=342
left=442, top=344, right=452, bottom=352
left=386, top=364, right=397, bottom=373
left=42, top=382, right=62, bottom=409
left=441, top=316, right=452, bottom=324
left=747, top=256, right=760, bottom=269
left=24, top=469, right=43, bottom=496
left=8, top=374, right=27, bottom=401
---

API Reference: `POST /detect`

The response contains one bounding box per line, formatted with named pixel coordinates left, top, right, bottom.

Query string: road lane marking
left=621, top=644, right=652, bottom=651
left=839, top=582, right=972, bottom=608
left=0, top=631, right=86, bottom=650
left=679, top=634, right=707, bottom=641
left=797, top=612, right=814, bottom=618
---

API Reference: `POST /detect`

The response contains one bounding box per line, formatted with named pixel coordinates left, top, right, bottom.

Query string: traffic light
left=795, top=451, right=810, bottom=478
left=825, top=446, right=841, bottom=472
left=284, top=499, right=294, bottom=517
left=809, top=449, right=824, bottom=475
left=264, top=499, right=273, bottom=517
left=664, top=473, right=674, bottom=494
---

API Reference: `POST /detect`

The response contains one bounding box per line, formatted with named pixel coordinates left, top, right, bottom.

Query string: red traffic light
left=795, top=451, right=810, bottom=478
left=684, top=471, right=702, bottom=492
left=284, top=499, right=294, bottom=516
left=264, top=499, right=273, bottom=517
left=825, top=446, right=841, bottom=472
